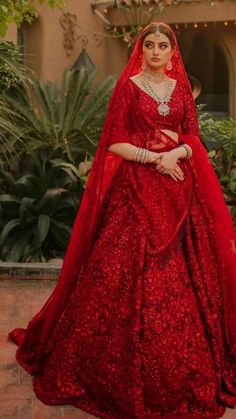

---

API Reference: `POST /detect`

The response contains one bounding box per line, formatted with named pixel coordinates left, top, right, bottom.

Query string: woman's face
left=142, top=32, right=173, bottom=72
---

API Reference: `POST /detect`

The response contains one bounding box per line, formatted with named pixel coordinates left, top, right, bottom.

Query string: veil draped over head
left=10, top=23, right=236, bottom=372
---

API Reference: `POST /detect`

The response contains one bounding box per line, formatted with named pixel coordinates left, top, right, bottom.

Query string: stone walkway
left=0, top=279, right=235, bottom=419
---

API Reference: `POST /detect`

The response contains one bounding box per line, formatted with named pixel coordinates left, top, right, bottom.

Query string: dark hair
left=140, top=22, right=175, bottom=48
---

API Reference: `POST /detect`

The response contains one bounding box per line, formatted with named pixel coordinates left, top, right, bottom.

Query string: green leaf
left=37, top=188, right=68, bottom=214
left=35, top=214, right=50, bottom=247
left=7, top=229, right=34, bottom=262
left=0, top=194, right=21, bottom=203
left=0, top=218, right=20, bottom=247
left=19, top=197, right=35, bottom=225
left=50, top=219, right=71, bottom=249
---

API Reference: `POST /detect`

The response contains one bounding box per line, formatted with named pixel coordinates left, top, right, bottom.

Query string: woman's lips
left=151, top=58, right=161, bottom=62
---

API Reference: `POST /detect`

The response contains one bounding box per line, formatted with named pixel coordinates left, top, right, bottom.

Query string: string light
left=170, top=20, right=236, bottom=32
left=171, top=20, right=235, bottom=31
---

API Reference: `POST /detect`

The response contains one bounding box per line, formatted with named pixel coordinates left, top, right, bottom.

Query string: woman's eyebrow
left=144, top=40, right=169, bottom=45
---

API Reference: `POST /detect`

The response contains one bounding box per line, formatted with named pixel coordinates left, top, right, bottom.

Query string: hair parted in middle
left=140, top=22, right=175, bottom=49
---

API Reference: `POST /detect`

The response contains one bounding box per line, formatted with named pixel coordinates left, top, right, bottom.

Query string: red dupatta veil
left=10, top=22, right=236, bottom=373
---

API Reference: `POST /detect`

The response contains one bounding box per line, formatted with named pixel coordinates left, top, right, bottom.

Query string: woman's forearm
left=107, top=143, right=138, bottom=161
left=107, top=142, right=158, bottom=164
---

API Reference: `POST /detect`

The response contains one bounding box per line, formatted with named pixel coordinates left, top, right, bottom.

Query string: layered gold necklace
left=141, top=69, right=167, bottom=84
left=141, top=69, right=175, bottom=117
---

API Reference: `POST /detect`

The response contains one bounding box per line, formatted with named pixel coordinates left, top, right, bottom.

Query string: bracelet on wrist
left=178, top=144, right=192, bottom=160
left=134, top=147, right=149, bottom=164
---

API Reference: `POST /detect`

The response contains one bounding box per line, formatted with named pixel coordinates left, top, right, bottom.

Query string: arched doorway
left=178, top=32, right=230, bottom=117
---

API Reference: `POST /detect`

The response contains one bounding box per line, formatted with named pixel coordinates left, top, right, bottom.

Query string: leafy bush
left=0, top=0, right=64, bottom=37
left=0, top=41, right=29, bottom=166
left=0, top=41, right=21, bottom=90
left=0, top=149, right=82, bottom=262
left=0, top=69, right=114, bottom=261
left=198, top=106, right=236, bottom=223
left=2, top=69, right=115, bottom=164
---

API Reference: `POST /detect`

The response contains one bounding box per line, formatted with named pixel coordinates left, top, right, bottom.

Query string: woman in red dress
left=9, top=22, right=236, bottom=418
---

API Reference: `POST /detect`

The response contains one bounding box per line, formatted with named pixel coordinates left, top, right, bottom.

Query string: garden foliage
left=198, top=106, right=236, bottom=223
left=0, top=67, right=115, bottom=261
left=0, top=0, right=64, bottom=37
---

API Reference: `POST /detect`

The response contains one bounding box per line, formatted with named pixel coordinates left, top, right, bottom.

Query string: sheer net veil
left=9, top=22, right=236, bottom=372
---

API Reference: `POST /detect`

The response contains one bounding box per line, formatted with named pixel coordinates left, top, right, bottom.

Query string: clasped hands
left=149, top=149, right=184, bottom=182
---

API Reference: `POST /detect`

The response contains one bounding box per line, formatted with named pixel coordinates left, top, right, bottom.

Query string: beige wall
left=4, top=24, right=17, bottom=43
left=22, top=1, right=126, bottom=82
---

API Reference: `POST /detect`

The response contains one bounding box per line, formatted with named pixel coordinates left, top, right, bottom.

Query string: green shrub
left=198, top=106, right=236, bottom=224
left=0, top=148, right=82, bottom=262
left=0, top=41, right=21, bottom=91
left=2, top=69, right=115, bottom=164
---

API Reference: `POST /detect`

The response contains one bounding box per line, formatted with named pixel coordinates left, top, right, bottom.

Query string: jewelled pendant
left=157, top=102, right=170, bottom=116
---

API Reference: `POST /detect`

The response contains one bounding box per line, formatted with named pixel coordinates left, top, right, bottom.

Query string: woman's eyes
left=144, top=43, right=168, bottom=50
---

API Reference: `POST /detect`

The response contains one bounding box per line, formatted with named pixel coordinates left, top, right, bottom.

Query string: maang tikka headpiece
left=155, top=27, right=161, bottom=37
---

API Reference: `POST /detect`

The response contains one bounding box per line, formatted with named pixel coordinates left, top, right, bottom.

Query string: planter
left=0, top=259, right=63, bottom=281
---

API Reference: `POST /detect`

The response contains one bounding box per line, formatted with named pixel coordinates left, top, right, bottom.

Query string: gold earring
left=166, top=59, right=172, bottom=71
left=141, top=58, right=147, bottom=71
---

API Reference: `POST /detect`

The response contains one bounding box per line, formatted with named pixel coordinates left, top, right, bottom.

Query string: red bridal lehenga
left=9, top=24, right=236, bottom=419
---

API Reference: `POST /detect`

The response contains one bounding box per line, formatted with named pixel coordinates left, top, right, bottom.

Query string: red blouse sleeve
left=107, top=82, right=133, bottom=147
left=181, top=83, right=200, bottom=137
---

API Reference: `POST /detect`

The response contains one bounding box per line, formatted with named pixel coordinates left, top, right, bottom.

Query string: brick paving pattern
left=0, top=279, right=235, bottom=419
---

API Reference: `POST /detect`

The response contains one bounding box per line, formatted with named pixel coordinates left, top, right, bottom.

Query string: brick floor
left=0, top=279, right=96, bottom=419
left=0, top=279, right=235, bottom=419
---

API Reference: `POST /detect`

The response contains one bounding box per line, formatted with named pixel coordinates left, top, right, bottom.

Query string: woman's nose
left=153, top=46, right=159, bottom=55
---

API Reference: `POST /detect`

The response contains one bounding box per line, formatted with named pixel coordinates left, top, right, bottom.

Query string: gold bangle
left=179, top=144, right=191, bottom=159
left=134, top=147, right=141, bottom=162
left=134, top=147, right=149, bottom=164
left=134, top=147, right=139, bottom=162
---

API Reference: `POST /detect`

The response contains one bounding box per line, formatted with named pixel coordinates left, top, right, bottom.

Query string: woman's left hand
left=152, top=149, right=184, bottom=180
left=154, top=149, right=179, bottom=171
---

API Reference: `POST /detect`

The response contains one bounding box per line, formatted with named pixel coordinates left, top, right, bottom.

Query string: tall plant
left=2, top=69, right=115, bottom=164
left=0, top=41, right=29, bottom=166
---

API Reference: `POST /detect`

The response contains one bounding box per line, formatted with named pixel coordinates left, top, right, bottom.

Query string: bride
left=9, top=22, right=236, bottom=418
